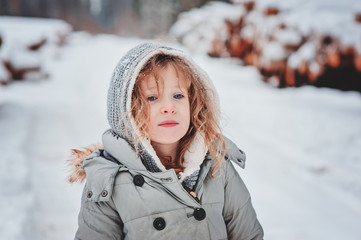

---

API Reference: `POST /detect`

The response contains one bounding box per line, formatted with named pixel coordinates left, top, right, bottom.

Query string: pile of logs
left=207, top=1, right=361, bottom=91
left=0, top=17, right=72, bottom=85
left=0, top=37, right=46, bottom=84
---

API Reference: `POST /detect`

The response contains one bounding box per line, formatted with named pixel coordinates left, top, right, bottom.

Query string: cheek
left=183, top=103, right=191, bottom=124
left=148, top=105, right=157, bottom=129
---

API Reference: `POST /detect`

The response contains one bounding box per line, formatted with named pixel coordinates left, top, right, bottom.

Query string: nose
left=160, top=100, right=176, bottom=114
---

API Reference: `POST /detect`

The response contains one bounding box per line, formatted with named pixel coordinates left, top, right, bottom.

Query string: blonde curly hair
left=130, top=54, right=225, bottom=176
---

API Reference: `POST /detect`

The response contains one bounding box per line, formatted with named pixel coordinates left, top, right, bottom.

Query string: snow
left=309, top=61, right=321, bottom=75
left=261, top=41, right=287, bottom=61
left=0, top=16, right=71, bottom=74
left=288, top=42, right=316, bottom=69
left=240, top=25, right=255, bottom=40
left=1, top=23, right=361, bottom=240
left=0, top=63, right=10, bottom=82
left=0, top=103, right=33, bottom=240
left=273, top=28, right=302, bottom=46
left=169, top=2, right=244, bottom=53
left=10, top=50, right=41, bottom=69
left=234, top=0, right=361, bottom=46
left=0, top=16, right=72, bottom=45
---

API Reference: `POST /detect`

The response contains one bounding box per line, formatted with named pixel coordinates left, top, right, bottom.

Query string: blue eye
left=174, top=94, right=184, bottom=99
left=147, top=96, right=157, bottom=101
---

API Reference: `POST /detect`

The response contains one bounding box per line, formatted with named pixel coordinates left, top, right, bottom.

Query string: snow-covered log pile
left=0, top=16, right=72, bottom=85
left=170, top=0, right=361, bottom=91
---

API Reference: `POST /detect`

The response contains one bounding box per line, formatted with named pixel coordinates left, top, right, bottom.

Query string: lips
left=158, top=120, right=179, bottom=127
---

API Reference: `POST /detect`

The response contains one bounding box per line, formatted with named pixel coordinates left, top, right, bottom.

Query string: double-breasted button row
left=133, top=174, right=144, bottom=187
left=152, top=208, right=205, bottom=231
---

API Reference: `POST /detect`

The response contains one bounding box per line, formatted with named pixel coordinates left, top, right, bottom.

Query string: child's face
left=140, top=64, right=190, bottom=146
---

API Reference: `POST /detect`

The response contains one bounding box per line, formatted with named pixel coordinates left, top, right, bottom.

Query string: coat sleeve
left=223, top=160, right=264, bottom=240
left=75, top=186, right=124, bottom=240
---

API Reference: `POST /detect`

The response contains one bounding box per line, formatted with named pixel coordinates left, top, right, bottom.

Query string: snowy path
left=1, top=34, right=361, bottom=240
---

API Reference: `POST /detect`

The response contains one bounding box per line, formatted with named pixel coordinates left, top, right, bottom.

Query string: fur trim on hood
left=67, top=144, right=103, bottom=183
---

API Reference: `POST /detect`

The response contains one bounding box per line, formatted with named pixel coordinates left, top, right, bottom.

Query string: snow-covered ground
left=1, top=31, right=361, bottom=240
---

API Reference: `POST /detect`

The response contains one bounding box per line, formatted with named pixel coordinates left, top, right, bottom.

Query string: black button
left=101, top=190, right=108, bottom=197
left=153, top=217, right=166, bottom=230
left=87, top=191, right=93, bottom=198
left=133, top=174, right=144, bottom=187
left=193, top=208, right=206, bottom=221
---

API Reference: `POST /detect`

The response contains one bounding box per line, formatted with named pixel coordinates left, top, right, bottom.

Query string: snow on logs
left=170, top=1, right=361, bottom=91
left=228, top=2, right=361, bottom=90
left=0, top=16, right=72, bottom=85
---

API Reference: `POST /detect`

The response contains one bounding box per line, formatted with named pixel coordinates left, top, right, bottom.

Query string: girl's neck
left=151, top=141, right=178, bottom=165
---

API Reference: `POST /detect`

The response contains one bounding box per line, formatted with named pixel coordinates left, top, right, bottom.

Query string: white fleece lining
left=178, top=133, right=208, bottom=183
left=125, top=44, right=215, bottom=181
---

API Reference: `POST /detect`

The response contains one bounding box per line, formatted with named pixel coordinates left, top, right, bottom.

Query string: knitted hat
left=106, top=42, right=220, bottom=188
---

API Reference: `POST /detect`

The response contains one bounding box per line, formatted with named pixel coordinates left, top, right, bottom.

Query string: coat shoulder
left=82, top=150, right=126, bottom=202
left=223, top=136, right=246, bottom=169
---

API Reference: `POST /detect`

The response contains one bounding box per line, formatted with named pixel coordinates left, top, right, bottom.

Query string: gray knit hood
left=104, top=42, right=220, bottom=189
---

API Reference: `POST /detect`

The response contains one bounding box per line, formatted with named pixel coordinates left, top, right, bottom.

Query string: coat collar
left=67, top=133, right=246, bottom=184
left=102, top=129, right=147, bottom=171
left=102, top=129, right=208, bottom=183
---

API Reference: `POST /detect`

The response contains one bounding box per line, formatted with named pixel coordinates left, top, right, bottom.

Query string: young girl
left=68, top=42, right=263, bottom=240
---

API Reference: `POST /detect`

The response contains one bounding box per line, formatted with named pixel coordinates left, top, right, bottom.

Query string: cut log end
left=285, top=67, right=296, bottom=86
left=264, top=7, right=280, bottom=16
left=355, top=13, right=361, bottom=24
left=243, top=1, right=255, bottom=12
left=28, top=38, right=47, bottom=51
left=354, top=54, right=361, bottom=72
left=327, top=51, right=341, bottom=68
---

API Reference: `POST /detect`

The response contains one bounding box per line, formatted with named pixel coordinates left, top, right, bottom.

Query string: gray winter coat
left=73, top=130, right=263, bottom=240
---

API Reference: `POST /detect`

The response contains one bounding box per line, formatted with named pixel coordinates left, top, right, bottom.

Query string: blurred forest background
left=0, top=0, right=214, bottom=37
left=1, top=0, right=361, bottom=90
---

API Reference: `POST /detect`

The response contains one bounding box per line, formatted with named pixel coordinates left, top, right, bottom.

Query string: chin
left=150, top=128, right=189, bottom=145
left=157, top=137, right=182, bottom=145
left=152, top=134, right=184, bottom=145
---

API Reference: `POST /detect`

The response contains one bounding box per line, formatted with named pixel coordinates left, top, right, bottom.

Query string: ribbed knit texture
left=182, top=170, right=200, bottom=190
